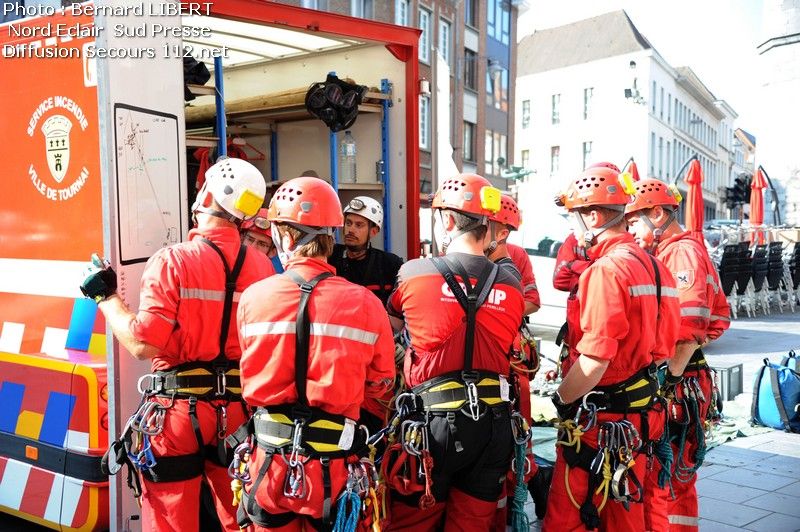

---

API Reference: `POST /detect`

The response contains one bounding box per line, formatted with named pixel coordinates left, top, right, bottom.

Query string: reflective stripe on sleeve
left=179, top=288, right=243, bottom=302
left=242, top=321, right=379, bottom=345
left=179, top=288, right=225, bottom=301
left=680, top=306, right=711, bottom=318
left=710, top=314, right=731, bottom=322
left=629, top=285, right=680, bottom=298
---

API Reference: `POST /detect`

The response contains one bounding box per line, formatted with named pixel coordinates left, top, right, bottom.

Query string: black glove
left=552, top=391, right=578, bottom=421
left=80, top=254, right=117, bottom=303
left=661, top=371, right=683, bottom=399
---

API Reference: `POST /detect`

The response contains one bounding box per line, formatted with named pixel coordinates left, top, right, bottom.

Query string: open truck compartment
left=0, top=3, right=419, bottom=529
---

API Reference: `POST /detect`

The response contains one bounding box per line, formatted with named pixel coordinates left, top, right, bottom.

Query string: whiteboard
left=113, top=103, right=183, bottom=265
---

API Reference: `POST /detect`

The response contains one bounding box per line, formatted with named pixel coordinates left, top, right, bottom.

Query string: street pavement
left=524, top=308, right=800, bottom=531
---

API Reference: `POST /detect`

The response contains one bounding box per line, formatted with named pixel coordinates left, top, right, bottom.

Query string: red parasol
left=750, top=168, right=767, bottom=243
left=628, top=160, right=641, bottom=182
left=683, top=158, right=704, bottom=240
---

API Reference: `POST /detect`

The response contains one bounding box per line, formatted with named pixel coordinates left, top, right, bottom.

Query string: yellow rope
left=563, top=448, right=613, bottom=514
left=555, top=420, right=584, bottom=454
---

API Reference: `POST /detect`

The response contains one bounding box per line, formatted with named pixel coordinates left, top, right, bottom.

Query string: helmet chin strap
left=193, top=205, right=241, bottom=225
left=640, top=208, right=676, bottom=249
left=271, top=222, right=336, bottom=267
left=574, top=205, right=626, bottom=248
left=436, top=210, right=486, bottom=254
left=485, top=223, right=498, bottom=255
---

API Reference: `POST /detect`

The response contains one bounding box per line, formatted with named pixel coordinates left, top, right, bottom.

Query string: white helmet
left=193, top=158, right=266, bottom=221
left=343, top=196, right=383, bottom=229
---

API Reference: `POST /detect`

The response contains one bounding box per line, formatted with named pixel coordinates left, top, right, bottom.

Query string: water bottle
left=339, top=130, right=357, bottom=183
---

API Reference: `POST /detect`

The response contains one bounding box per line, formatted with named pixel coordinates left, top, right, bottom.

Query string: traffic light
left=733, top=174, right=751, bottom=204
left=725, top=187, right=737, bottom=209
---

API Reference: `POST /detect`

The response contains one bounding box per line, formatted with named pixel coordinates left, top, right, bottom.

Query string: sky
left=518, top=0, right=765, bottom=131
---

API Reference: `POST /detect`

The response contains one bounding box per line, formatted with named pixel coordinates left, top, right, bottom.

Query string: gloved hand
left=661, top=371, right=683, bottom=399
left=552, top=391, right=578, bottom=422
left=80, top=253, right=117, bottom=303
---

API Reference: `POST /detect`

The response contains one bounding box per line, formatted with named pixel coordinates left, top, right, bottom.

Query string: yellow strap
left=174, top=368, right=214, bottom=377
left=624, top=378, right=650, bottom=392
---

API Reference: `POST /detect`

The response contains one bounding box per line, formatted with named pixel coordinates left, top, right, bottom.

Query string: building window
left=463, top=122, right=476, bottom=162
left=652, top=81, right=656, bottom=113
left=419, top=95, right=430, bottom=150
left=438, top=19, right=451, bottom=66
left=658, top=136, right=664, bottom=178
left=485, top=130, right=494, bottom=175
left=463, top=49, right=477, bottom=90
left=394, top=0, right=409, bottom=25
left=351, top=0, right=373, bottom=18
left=521, top=100, right=530, bottom=129
left=418, top=7, right=431, bottom=63
left=494, top=132, right=507, bottom=176
left=464, top=0, right=477, bottom=27
left=666, top=141, right=671, bottom=178
left=650, top=132, right=655, bottom=175
left=487, top=0, right=510, bottom=44
left=667, top=94, right=671, bottom=123
left=552, top=94, right=560, bottom=124
left=550, top=146, right=560, bottom=175
left=521, top=149, right=529, bottom=169
left=486, top=67, right=508, bottom=111
left=583, top=87, right=593, bottom=120
left=484, top=130, right=507, bottom=176
left=582, top=141, right=592, bottom=170
left=660, top=87, right=664, bottom=119
left=302, top=0, right=329, bottom=9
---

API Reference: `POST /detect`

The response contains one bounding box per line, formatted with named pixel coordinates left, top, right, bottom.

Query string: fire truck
left=0, top=2, right=420, bottom=529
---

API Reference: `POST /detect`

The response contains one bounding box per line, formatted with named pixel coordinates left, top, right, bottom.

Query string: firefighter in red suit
left=80, top=158, right=274, bottom=531
left=385, top=173, right=525, bottom=531
left=236, top=177, right=395, bottom=531
left=544, top=166, right=681, bottom=531
left=552, top=162, right=618, bottom=376
left=625, top=179, right=730, bottom=532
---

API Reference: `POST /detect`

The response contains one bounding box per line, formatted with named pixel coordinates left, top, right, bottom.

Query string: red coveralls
left=508, top=243, right=541, bottom=309
left=645, top=232, right=731, bottom=532
left=237, top=257, right=395, bottom=531
left=129, top=226, right=274, bottom=531
left=543, top=233, right=681, bottom=532
left=386, top=253, right=525, bottom=532
left=552, top=232, right=592, bottom=375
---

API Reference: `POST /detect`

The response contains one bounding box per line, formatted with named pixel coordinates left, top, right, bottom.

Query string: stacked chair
left=751, top=244, right=770, bottom=314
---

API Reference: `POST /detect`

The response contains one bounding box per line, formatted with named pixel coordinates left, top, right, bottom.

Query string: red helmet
left=560, top=167, right=634, bottom=210
left=432, top=173, right=501, bottom=218
left=267, top=177, right=344, bottom=228
left=240, top=208, right=270, bottom=236
left=587, top=161, right=621, bottom=174
left=489, top=194, right=521, bottom=230
left=625, top=178, right=680, bottom=215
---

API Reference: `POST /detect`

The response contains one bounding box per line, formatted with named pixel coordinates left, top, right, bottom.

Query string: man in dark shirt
left=328, top=195, right=403, bottom=306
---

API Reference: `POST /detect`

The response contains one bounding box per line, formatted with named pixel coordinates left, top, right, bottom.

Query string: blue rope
left=674, top=396, right=705, bottom=483
left=510, top=442, right=530, bottom=531
left=333, top=490, right=361, bottom=532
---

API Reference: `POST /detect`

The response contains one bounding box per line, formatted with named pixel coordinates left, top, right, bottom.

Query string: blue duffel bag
left=751, top=352, right=800, bottom=432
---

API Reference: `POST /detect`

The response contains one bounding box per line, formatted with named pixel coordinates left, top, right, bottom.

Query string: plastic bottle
left=339, top=130, right=357, bottom=183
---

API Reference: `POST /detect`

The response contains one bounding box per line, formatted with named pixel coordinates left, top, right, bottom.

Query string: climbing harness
left=233, top=270, right=384, bottom=530
left=101, top=241, right=249, bottom=498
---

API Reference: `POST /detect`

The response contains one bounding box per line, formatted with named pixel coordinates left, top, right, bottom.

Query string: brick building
left=281, top=0, right=522, bottom=194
